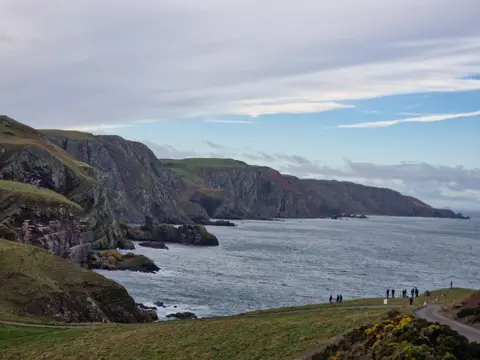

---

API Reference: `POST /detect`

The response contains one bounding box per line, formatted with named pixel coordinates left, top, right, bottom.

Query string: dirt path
left=415, top=304, right=480, bottom=342
left=0, top=320, right=103, bottom=329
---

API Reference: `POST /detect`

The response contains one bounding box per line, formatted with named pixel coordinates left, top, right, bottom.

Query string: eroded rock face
left=127, top=217, right=219, bottom=246
left=89, top=250, right=160, bottom=273
left=166, top=311, right=197, bottom=320
left=27, top=288, right=158, bottom=323
left=44, top=134, right=207, bottom=223
left=138, top=241, right=169, bottom=250
left=184, top=166, right=465, bottom=220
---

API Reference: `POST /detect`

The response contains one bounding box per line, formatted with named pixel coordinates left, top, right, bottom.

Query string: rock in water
left=138, top=241, right=169, bottom=249
left=166, top=312, right=198, bottom=320
left=127, top=216, right=219, bottom=246
left=177, top=224, right=219, bottom=246
left=89, top=250, right=160, bottom=273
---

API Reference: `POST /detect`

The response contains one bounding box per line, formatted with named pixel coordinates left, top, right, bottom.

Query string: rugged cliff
left=42, top=129, right=207, bottom=223
left=0, top=116, right=465, bottom=224
left=162, top=158, right=464, bottom=219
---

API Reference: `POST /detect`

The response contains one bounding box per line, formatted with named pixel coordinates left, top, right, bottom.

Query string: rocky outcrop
left=0, top=239, right=157, bottom=323
left=127, top=217, right=219, bottom=246
left=89, top=250, right=160, bottom=273
left=138, top=241, right=169, bottom=250
left=192, top=218, right=237, bottom=227
left=162, top=159, right=467, bottom=220
left=166, top=311, right=198, bottom=320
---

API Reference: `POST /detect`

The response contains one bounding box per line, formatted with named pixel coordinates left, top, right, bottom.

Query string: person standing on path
left=339, top=294, right=343, bottom=303
left=392, top=289, right=395, bottom=298
left=415, top=287, right=419, bottom=297
left=329, top=295, right=333, bottom=303
left=411, top=288, right=415, bottom=298
left=386, top=289, right=390, bottom=298
left=450, top=281, right=453, bottom=289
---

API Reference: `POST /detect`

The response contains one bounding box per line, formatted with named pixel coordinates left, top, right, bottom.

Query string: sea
left=96, top=216, right=480, bottom=320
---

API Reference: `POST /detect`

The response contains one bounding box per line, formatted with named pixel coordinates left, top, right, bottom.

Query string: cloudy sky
left=1, top=0, right=479, bottom=211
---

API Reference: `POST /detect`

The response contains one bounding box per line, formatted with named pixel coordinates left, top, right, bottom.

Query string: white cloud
left=203, top=119, right=254, bottom=124
left=233, top=102, right=354, bottom=117
left=0, top=1, right=479, bottom=128
left=60, top=123, right=135, bottom=133
left=338, top=110, right=480, bottom=128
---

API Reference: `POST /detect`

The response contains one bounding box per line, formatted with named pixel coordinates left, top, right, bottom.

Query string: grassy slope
left=0, top=116, right=93, bottom=181
left=160, top=158, right=268, bottom=185
left=0, top=180, right=82, bottom=211
left=0, top=288, right=474, bottom=360
left=0, top=240, right=122, bottom=323
left=39, top=129, right=95, bottom=141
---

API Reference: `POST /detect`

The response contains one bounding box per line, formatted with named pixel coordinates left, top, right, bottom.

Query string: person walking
left=392, top=289, right=395, bottom=298
left=411, top=288, right=415, bottom=298
left=339, top=294, right=343, bottom=303
left=386, top=289, right=390, bottom=298
left=329, top=295, right=333, bottom=303
left=415, top=287, right=419, bottom=297
left=450, top=281, right=453, bottom=289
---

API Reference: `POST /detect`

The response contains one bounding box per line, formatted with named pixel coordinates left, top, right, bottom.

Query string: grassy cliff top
left=160, top=158, right=270, bottom=184
left=0, top=287, right=475, bottom=360
left=0, top=240, right=119, bottom=323
left=39, top=129, right=95, bottom=141
left=0, top=180, right=83, bottom=211
left=0, top=116, right=93, bottom=180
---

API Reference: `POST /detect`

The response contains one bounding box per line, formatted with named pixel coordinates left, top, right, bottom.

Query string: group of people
left=385, top=287, right=421, bottom=305
left=386, top=287, right=420, bottom=299
left=329, top=294, right=343, bottom=303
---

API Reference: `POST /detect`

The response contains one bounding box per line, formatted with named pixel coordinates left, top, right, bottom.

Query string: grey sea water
left=97, top=216, right=480, bottom=319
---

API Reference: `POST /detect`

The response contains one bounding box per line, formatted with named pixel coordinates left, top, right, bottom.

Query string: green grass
left=0, top=180, right=83, bottom=211
left=0, top=308, right=388, bottom=360
left=160, top=157, right=267, bottom=185
left=39, top=129, right=95, bottom=141
left=0, top=116, right=94, bottom=183
left=161, top=158, right=250, bottom=169
left=240, top=288, right=474, bottom=317
left=0, top=240, right=124, bottom=323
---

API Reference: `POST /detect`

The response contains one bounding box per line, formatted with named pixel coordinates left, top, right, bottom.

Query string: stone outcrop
left=166, top=311, right=198, bottom=320
left=89, top=250, right=160, bottom=273
left=127, top=217, right=219, bottom=246
left=138, top=241, right=169, bottom=250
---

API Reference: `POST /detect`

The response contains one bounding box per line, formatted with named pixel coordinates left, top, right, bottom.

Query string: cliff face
left=0, top=116, right=463, bottom=225
left=43, top=131, right=207, bottom=223
left=162, top=158, right=462, bottom=219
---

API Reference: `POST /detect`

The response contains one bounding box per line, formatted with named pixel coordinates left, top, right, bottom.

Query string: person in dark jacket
left=392, top=289, right=395, bottom=298
left=329, top=295, right=333, bottom=303
left=386, top=289, right=390, bottom=298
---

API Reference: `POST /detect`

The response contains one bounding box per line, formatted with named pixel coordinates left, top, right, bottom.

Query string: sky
left=0, top=0, right=479, bottom=211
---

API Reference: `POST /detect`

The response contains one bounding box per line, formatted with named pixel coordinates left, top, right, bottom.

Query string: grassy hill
left=0, top=179, right=83, bottom=212
left=0, top=288, right=474, bottom=360
left=0, top=240, right=154, bottom=324
left=0, top=116, right=93, bottom=182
